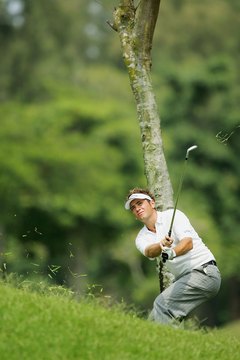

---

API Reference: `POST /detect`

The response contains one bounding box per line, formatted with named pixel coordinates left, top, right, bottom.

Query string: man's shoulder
left=158, top=209, right=186, bottom=217
left=157, top=209, right=174, bottom=219
left=137, top=225, right=148, bottom=236
left=136, top=225, right=155, bottom=239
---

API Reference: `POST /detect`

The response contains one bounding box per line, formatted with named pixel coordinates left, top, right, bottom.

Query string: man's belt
left=202, top=260, right=217, bottom=268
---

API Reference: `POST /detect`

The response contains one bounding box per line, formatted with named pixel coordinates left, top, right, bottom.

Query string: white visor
left=125, top=193, right=153, bottom=210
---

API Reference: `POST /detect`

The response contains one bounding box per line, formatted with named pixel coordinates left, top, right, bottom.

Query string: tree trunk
left=112, top=0, right=173, bottom=210
left=111, top=1, right=174, bottom=291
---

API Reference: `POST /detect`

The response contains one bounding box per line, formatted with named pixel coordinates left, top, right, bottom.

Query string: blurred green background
left=0, top=0, right=239, bottom=327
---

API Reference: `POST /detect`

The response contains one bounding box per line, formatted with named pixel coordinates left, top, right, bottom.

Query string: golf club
left=168, top=145, right=198, bottom=237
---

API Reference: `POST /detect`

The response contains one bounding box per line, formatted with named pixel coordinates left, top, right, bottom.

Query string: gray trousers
left=149, top=264, right=221, bottom=324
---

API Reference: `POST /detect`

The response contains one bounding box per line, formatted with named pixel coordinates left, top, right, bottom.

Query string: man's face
left=130, top=198, right=155, bottom=221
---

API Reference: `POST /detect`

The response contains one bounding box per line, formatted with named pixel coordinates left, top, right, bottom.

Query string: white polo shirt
left=135, top=209, right=215, bottom=279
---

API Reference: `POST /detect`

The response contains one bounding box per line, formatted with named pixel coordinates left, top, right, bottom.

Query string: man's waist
left=201, top=260, right=217, bottom=268
left=166, top=257, right=217, bottom=279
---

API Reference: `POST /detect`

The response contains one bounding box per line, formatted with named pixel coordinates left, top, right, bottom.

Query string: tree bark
left=111, top=1, right=174, bottom=292
left=112, top=0, right=173, bottom=211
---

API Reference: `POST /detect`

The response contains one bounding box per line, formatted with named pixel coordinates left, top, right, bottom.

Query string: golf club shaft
left=168, top=145, right=197, bottom=237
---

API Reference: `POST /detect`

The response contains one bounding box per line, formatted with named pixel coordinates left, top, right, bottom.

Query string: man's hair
left=126, top=188, right=155, bottom=201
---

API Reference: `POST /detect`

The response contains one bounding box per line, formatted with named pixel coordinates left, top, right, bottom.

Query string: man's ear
left=150, top=200, right=155, bottom=208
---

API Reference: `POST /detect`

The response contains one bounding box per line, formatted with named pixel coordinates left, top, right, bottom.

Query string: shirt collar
left=156, top=211, right=163, bottom=225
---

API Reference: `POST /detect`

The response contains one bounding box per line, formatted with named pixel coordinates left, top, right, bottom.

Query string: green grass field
left=0, top=281, right=239, bottom=360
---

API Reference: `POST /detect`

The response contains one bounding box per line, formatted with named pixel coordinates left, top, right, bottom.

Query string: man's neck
left=144, top=210, right=158, bottom=233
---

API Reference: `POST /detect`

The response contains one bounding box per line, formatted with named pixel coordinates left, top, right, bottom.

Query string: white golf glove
left=162, top=247, right=176, bottom=262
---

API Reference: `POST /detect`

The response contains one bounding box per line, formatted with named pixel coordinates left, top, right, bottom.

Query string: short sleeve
left=135, top=227, right=159, bottom=260
left=172, top=210, right=195, bottom=240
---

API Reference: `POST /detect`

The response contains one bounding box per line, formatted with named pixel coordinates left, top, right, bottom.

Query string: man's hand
left=162, top=247, right=176, bottom=262
left=161, top=236, right=173, bottom=248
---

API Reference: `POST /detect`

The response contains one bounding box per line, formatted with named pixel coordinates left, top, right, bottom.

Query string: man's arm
left=174, top=237, right=193, bottom=256
left=144, top=236, right=173, bottom=258
left=144, top=242, right=162, bottom=258
left=145, top=237, right=193, bottom=259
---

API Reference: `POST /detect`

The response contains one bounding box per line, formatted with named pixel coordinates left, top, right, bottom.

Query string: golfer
left=125, top=188, right=221, bottom=325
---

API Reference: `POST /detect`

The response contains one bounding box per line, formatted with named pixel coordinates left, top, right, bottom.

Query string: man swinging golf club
left=124, top=146, right=221, bottom=325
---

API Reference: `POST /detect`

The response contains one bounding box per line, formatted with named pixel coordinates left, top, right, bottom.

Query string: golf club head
left=186, top=145, right=197, bottom=159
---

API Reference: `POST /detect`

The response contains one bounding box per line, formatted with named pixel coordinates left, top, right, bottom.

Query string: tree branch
left=134, top=0, right=161, bottom=68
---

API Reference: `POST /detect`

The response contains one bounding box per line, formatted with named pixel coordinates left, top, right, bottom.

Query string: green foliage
left=0, top=75, right=145, bottom=304
left=0, top=84, right=142, bottom=225
left=153, top=56, right=240, bottom=277
left=0, top=282, right=239, bottom=360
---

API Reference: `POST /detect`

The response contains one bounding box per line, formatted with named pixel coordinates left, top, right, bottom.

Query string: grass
left=0, top=280, right=239, bottom=360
